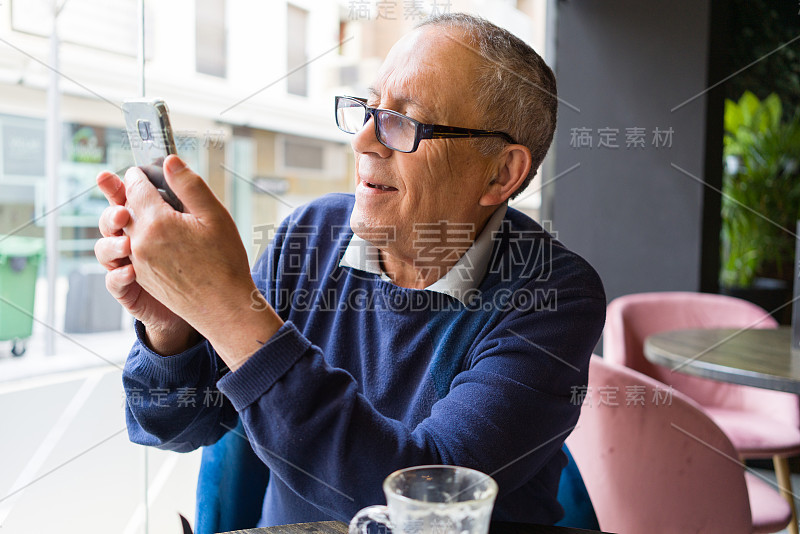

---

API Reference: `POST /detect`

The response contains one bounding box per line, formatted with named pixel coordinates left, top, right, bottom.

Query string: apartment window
left=195, top=0, right=227, bottom=77
left=284, top=137, right=324, bottom=170
left=276, top=135, right=346, bottom=179
left=287, top=4, right=309, bottom=96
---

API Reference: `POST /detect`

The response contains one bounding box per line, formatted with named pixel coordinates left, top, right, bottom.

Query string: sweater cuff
left=133, top=320, right=209, bottom=381
left=217, top=321, right=313, bottom=411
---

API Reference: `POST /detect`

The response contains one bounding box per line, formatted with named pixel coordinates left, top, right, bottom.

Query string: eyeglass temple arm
left=426, top=124, right=517, bottom=144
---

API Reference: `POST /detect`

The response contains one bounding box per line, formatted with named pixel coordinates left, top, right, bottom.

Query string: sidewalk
left=0, top=275, right=134, bottom=386
left=0, top=275, right=201, bottom=534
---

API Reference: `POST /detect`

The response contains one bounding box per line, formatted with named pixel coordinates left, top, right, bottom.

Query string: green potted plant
left=720, top=91, right=800, bottom=322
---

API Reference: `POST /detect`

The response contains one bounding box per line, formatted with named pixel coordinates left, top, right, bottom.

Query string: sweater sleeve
left=123, top=320, right=238, bottom=452
left=216, top=291, right=605, bottom=524
left=120, top=202, right=299, bottom=454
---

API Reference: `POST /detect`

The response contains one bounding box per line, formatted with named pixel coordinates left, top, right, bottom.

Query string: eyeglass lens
left=376, top=111, right=416, bottom=152
left=336, top=100, right=368, bottom=133
left=336, top=99, right=416, bottom=152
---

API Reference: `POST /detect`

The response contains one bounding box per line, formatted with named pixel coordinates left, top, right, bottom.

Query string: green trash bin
left=0, top=235, right=44, bottom=356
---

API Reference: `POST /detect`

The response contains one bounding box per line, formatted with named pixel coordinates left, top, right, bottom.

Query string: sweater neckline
left=338, top=203, right=508, bottom=305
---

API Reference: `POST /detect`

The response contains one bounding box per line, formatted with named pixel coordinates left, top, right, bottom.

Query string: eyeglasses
left=334, top=96, right=518, bottom=153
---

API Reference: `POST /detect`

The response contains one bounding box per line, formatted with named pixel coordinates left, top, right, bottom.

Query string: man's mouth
left=362, top=180, right=398, bottom=192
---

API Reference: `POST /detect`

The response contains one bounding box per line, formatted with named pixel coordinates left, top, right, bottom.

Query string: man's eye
left=384, top=114, right=403, bottom=128
left=384, top=114, right=413, bottom=135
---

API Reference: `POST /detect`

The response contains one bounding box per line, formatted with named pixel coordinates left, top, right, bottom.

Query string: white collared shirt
left=338, top=204, right=508, bottom=305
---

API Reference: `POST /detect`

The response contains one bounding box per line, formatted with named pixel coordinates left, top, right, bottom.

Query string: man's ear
left=479, top=145, right=532, bottom=206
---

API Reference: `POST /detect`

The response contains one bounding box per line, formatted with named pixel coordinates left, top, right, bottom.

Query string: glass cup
left=349, top=465, right=498, bottom=534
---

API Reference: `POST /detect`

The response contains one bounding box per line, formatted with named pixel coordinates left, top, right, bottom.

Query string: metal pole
left=138, top=0, right=145, bottom=98
left=137, top=2, right=149, bottom=531
left=44, top=0, right=61, bottom=356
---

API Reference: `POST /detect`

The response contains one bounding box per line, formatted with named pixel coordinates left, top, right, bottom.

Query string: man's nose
left=351, top=116, right=392, bottom=158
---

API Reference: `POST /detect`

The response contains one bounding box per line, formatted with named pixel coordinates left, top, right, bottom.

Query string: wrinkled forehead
left=371, top=26, right=482, bottom=123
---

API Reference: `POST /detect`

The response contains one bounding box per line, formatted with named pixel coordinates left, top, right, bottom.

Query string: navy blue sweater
left=122, top=193, right=605, bottom=527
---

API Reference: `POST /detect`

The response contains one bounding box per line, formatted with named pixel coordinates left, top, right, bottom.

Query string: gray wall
left=547, top=0, right=715, bottom=306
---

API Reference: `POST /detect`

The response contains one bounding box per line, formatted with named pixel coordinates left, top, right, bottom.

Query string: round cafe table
left=644, top=326, right=800, bottom=394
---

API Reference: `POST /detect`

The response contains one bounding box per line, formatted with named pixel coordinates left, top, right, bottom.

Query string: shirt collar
left=339, top=204, right=508, bottom=304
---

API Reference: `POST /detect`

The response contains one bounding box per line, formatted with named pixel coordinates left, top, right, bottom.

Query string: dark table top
left=644, top=326, right=800, bottom=393
left=220, top=520, right=612, bottom=534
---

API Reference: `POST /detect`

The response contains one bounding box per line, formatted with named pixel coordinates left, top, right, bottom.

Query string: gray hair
left=416, top=13, right=557, bottom=199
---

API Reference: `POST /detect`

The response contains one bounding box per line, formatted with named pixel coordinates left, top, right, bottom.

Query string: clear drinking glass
left=349, top=465, right=498, bottom=534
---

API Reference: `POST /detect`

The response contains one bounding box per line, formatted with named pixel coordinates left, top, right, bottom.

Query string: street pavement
left=0, top=365, right=202, bottom=534
left=0, top=279, right=202, bottom=534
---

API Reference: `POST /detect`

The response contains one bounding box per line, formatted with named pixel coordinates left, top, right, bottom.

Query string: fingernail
left=166, top=156, right=186, bottom=174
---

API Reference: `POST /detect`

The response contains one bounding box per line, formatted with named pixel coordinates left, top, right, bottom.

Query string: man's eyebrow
left=366, top=87, right=434, bottom=119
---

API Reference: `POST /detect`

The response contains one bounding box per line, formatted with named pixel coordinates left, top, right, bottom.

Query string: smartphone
left=122, top=98, right=184, bottom=211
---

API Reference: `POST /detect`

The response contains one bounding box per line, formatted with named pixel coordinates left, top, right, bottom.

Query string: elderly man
left=95, top=13, right=604, bottom=530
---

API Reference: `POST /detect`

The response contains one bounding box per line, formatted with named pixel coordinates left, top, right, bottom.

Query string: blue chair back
left=195, top=417, right=270, bottom=534
left=555, top=445, right=599, bottom=530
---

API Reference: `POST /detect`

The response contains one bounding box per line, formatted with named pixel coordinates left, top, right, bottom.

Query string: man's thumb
left=163, top=155, right=218, bottom=216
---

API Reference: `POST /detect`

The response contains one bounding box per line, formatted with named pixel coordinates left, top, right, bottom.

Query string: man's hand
left=120, top=155, right=283, bottom=369
left=95, top=170, right=199, bottom=355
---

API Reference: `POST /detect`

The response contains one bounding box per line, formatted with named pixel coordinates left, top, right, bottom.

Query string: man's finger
left=105, top=264, right=137, bottom=300
left=98, top=206, right=131, bottom=237
left=95, top=235, right=131, bottom=270
left=97, top=171, right=127, bottom=206
left=124, top=166, right=169, bottom=216
left=163, top=155, right=222, bottom=218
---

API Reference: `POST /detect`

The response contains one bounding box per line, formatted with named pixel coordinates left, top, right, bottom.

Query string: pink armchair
left=567, top=356, right=791, bottom=533
left=604, top=291, right=800, bottom=532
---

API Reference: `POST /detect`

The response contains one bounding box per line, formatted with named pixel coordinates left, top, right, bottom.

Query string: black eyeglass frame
left=335, top=96, right=518, bottom=153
